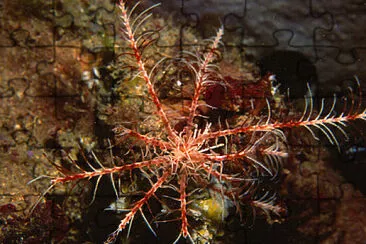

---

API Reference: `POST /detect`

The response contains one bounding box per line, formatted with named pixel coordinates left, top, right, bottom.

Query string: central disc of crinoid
left=171, top=133, right=198, bottom=160
left=172, top=140, right=190, bottom=161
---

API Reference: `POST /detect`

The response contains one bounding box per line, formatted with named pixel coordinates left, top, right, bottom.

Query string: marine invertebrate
left=33, top=1, right=366, bottom=243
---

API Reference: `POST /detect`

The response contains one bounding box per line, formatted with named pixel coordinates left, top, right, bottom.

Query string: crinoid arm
left=198, top=78, right=366, bottom=151
left=105, top=170, right=170, bottom=244
left=118, top=0, right=176, bottom=140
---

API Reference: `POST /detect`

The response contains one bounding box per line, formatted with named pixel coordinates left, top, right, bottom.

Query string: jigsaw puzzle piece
left=1, top=0, right=54, bottom=47
left=54, top=0, right=116, bottom=48
left=0, top=43, right=55, bottom=97
left=311, top=0, right=366, bottom=15
left=0, top=1, right=56, bottom=97
left=314, top=48, right=366, bottom=94
left=242, top=0, right=332, bottom=48
left=165, top=0, right=246, bottom=48
left=180, top=0, right=245, bottom=39
left=52, top=1, right=118, bottom=98
left=313, top=1, right=366, bottom=88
